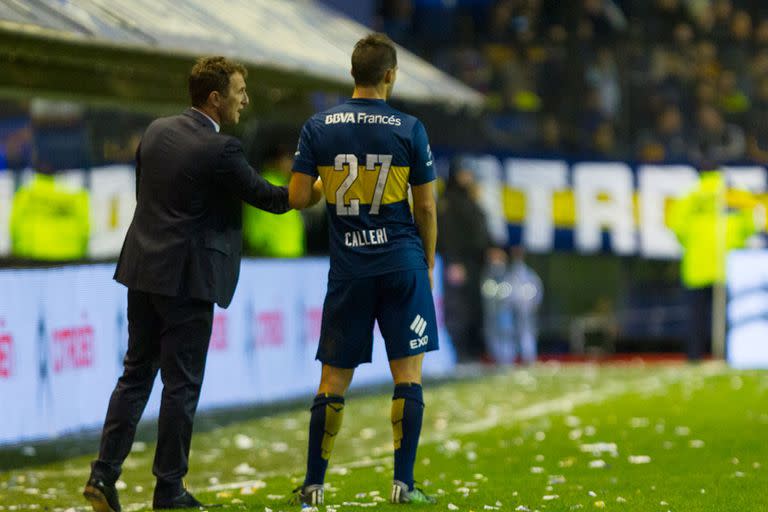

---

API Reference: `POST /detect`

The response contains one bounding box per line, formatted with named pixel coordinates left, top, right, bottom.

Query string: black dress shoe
left=153, top=489, right=217, bottom=510
left=83, top=476, right=122, bottom=512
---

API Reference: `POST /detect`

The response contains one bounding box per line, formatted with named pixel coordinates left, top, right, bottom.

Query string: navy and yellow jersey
left=293, top=98, right=435, bottom=279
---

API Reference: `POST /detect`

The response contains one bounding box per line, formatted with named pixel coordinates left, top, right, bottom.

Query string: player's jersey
left=293, top=98, right=435, bottom=279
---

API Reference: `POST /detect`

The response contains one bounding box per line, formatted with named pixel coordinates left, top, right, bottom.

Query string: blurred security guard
left=669, top=171, right=759, bottom=361
left=10, top=172, right=90, bottom=260
left=84, top=57, right=290, bottom=512
left=243, top=143, right=305, bottom=257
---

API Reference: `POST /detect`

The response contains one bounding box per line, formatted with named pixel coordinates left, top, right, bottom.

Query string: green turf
left=1, top=362, right=767, bottom=512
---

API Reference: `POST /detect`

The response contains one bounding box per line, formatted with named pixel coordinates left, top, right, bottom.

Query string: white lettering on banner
left=506, top=159, right=568, bottom=252
left=304, top=307, right=322, bottom=344
left=0, top=172, right=12, bottom=256
left=52, top=324, right=95, bottom=373
left=19, top=169, right=86, bottom=189
left=88, top=166, right=136, bottom=259
left=723, top=166, right=768, bottom=193
left=638, top=165, right=698, bottom=259
left=472, top=155, right=508, bottom=246
left=209, top=312, right=228, bottom=351
left=254, top=311, right=285, bottom=347
left=0, top=331, right=12, bottom=378
left=573, top=163, right=636, bottom=254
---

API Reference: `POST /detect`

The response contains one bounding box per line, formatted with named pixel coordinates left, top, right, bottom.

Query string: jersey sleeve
left=292, top=119, right=318, bottom=177
left=408, top=120, right=435, bottom=185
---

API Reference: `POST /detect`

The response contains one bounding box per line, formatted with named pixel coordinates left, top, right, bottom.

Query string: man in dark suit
left=83, top=56, right=291, bottom=512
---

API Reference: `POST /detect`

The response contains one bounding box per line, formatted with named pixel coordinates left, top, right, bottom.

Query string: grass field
left=1, top=362, right=767, bottom=512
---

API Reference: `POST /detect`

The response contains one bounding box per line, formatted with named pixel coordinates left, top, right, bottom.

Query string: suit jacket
left=114, top=108, right=289, bottom=307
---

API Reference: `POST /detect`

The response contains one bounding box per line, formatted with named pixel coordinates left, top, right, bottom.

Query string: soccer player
left=288, top=33, right=438, bottom=507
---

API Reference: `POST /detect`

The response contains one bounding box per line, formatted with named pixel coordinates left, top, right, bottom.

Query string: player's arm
left=289, top=120, right=323, bottom=210
left=410, top=120, right=437, bottom=287
left=289, top=173, right=323, bottom=210
left=412, top=180, right=437, bottom=288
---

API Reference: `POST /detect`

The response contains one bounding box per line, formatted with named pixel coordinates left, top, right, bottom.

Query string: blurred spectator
left=585, top=47, right=621, bottom=120
left=646, top=0, right=696, bottom=43
left=437, top=161, right=491, bottom=363
left=507, top=245, right=543, bottom=365
left=482, top=247, right=515, bottom=364
left=484, top=45, right=541, bottom=149
left=243, top=142, right=305, bottom=258
left=637, top=104, right=689, bottom=162
left=689, top=104, right=746, bottom=164
left=590, top=120, right=624, bottom=159
left=754, top=18, right=768, bottom=48
left=578, top=0, right=628, bottom=43
left=377, top=0, right=414, bottom=45
left=721, top=9, right=753, bottom=73
left=533, top=115, right=575, bottom=155
left=747, top=75, right=768, bottom=162
left=710, top=0, right=735, bottom=40
left=578, top=87, right=608, bottom=151
left=534, top=43, right=570, bottom=117
left=717, top=69, right=750, bottom=124
left=483, top=246, right=543, bottom=365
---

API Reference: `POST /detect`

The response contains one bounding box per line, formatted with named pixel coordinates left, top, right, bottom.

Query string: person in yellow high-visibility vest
left=243, top=144, right=305, bottom=257
left=669, top=171, right=759, bottom=360
left=10, top=172, right=90, bottom=260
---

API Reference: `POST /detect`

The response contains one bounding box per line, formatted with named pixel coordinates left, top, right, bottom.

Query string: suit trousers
left=92, top=289, right=213, bottom=494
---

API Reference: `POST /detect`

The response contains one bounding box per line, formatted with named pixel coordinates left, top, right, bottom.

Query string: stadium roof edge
left=0, top=0, right=484, bottom=108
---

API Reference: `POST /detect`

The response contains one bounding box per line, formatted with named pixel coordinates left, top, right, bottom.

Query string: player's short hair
left=351, top=33, right=398, bottom=87
left=188, top=56, right=247, bottom=107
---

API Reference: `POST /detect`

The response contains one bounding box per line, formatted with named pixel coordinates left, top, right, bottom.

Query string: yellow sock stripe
left=391, top=398, right=405, bottom=450
left=320, top=402, right=344, bottom=460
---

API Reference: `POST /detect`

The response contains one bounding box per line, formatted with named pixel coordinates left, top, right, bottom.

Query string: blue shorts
left=317, top=268, right=439, bottom=368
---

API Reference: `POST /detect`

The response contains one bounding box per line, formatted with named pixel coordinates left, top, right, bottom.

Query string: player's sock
left=391, top=382, right=424, bottom=491
left=304, top=393, right=345, bottom=487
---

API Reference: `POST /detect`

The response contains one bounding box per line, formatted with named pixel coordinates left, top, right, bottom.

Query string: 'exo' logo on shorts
left=409, top=315, right=429, bottom=349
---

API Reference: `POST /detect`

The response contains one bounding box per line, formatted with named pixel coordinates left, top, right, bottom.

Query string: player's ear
left=384, top=68, right=395, bottom=85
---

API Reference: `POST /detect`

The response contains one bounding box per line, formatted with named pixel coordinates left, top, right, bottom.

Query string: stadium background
left=1, top=2, right=768, bottom=511
left=0, top=0, right=767, bottom=471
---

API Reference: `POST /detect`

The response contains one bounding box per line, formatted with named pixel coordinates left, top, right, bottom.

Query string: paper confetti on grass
left=233, top=463, right=257, bottom=475
left=580, top=443, right=618, bottom=457
left=628, top=455, right=652, bottom=464
left=234, top=434, right=254, bottom=450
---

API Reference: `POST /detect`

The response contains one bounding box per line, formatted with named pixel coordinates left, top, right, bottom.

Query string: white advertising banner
left=0, top=259, right=454, bottom=445
left=727, top=250, right=768, bottom=369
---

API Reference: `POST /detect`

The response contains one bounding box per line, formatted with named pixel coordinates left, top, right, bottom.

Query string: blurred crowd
left=377, top=0, right=768, bottom=166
